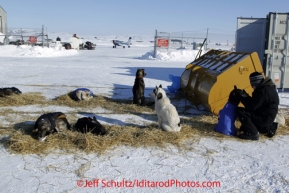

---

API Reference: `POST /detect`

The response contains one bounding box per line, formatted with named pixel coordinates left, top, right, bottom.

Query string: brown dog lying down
left=32, top=112, right=70, bottom=141
left=0, top=87, right=22, bottom=97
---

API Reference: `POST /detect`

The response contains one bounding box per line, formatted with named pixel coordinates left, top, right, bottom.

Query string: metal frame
left=153, top=30, right=207, bottom=58
left=0, top=25, right=49, bottom=47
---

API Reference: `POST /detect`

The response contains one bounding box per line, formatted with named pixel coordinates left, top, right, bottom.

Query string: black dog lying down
left=32, top=112, right=71, bottom=141
left=74, top=116, right=106, bottom=135
left=132, top=68, right=146, bottom=105
left=0, top=87, right=22, bottom=97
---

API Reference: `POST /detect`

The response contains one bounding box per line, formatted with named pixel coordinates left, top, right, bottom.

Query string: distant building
left=0, top=6, right=7, bottom=44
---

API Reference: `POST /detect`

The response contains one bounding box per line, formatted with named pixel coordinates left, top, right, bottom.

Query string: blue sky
left=1, top=0, right=289, bottom=42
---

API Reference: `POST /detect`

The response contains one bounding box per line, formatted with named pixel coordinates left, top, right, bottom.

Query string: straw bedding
left=53, top=92, right=155, bottom=114
left=1, top=92, right=288, bottom=155
left=3, top=117, right=218, bottom=155
left=0, top=92, right=46, bottom=107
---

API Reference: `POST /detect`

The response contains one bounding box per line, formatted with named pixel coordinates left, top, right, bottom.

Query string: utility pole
left=42, top=25, right=44, bottom=48
left=154, top=30, right=157, bottom=58
left=205, top=28, right=209, bottom=50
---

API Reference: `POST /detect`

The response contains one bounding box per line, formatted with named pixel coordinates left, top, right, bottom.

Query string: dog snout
left=38, top=136, right=48, bottom=142
left=149, top=92, right=155, bottom=99
left=37, top=129, right=49, bottom=141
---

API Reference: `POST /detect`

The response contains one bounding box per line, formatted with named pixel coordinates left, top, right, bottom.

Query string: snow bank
left=139, top=49, right=200, bottom=62
left=0, top=45, right=78, bottom=57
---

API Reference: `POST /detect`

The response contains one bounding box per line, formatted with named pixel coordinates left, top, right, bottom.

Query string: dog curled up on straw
left=150, top=84, right=181, bottom=132
left=74, top=116, right=106, bottom=135
left=0, top=87, right=22, bottom=97
left=71, top=88, right=93, bottom=101
left=32, top=112, right=70, bottom=142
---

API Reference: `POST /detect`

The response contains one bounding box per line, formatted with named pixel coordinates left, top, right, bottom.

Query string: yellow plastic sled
left=180, top=49, right=264, bottom=115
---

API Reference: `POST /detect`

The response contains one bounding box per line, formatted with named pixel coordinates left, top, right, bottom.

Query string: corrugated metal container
left=236, top=17, right=267, bottom=63
left=0, top=6, right=8, bottom=44
left=264, top=12, right=289, bottom=89
left=236, top=12, right=289, bottom=89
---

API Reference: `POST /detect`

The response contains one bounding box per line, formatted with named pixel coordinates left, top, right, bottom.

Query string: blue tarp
left=214, top=102, right=238, bottom=136
left=167, top=74, right=181, bottom=93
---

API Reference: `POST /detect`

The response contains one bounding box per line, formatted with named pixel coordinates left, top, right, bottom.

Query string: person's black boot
left=267, top=122, right=278, bottom=138
left=238, top=132, right=259, bottom=140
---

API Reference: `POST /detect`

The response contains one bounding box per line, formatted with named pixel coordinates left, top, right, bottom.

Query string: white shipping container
left=236, top=12, right=289, bottom=89
left=236, top=17, right=267, bottom=63
left=264, top=12, right=289, bottom=89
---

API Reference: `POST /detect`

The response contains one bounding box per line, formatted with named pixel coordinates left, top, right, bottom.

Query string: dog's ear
left=157, top=92, right=163, bottom=100
left=93, top=116, right=101, bottom=125
left=142, top=69, right=146, bottom=76
left=159, top=84, right=162, bottom=88
left=234, top=85, right=237, bottom=90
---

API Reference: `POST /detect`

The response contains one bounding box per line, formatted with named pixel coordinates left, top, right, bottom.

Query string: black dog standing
left=132, top=68, right=146, bottom=105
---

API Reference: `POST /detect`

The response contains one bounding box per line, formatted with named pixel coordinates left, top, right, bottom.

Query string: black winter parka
left=240, top=77, right=279, bottom=126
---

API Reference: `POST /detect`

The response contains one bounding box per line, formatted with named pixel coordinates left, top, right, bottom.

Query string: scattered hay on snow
left=5, top=123, right=199, bottom=155
left=5, top=115, right=288, bottom=155
left=0, top=92, right=46, bottom=107
left=0, top=91, right=154, bottom=114
left=2, top=115, right=219, bottom=154
left=1, top=92, right=289, bottom=155
left=0, top=126, right=14, bottom=136
left=53, top=93, right=154, bottom=114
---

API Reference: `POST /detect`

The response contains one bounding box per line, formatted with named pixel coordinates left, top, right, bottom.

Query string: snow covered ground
left=0, top=35, right=288, bottom=193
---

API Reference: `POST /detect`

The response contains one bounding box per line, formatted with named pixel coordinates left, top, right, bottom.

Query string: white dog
left=150, top=85, right=181, bottom=132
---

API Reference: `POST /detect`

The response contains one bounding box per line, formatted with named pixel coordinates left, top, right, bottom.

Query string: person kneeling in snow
left=236, top=72, right=279, bottom=140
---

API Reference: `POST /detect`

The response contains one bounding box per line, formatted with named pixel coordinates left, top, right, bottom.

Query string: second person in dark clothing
left=236, top=72, right=279, bottom=140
